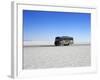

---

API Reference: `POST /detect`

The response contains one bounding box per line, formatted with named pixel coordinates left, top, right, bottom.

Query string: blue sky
left=23, top=10, right=91, bottom=43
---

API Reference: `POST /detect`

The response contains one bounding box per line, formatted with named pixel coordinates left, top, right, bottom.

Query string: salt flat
left=23, top=44, right=90, bottom=69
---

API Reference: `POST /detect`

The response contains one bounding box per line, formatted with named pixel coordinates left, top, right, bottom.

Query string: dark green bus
left=54, top=36, right=74, bottom=46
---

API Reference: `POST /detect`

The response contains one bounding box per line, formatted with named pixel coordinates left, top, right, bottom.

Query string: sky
left=23, top=10, right=91, bottom=43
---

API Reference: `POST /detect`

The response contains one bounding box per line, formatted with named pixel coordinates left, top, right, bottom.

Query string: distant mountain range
left=23, top=41, right=90, bottom=46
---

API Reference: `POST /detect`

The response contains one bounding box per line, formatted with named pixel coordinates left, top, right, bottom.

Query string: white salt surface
left=23, top=44, right=90, bottom=69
